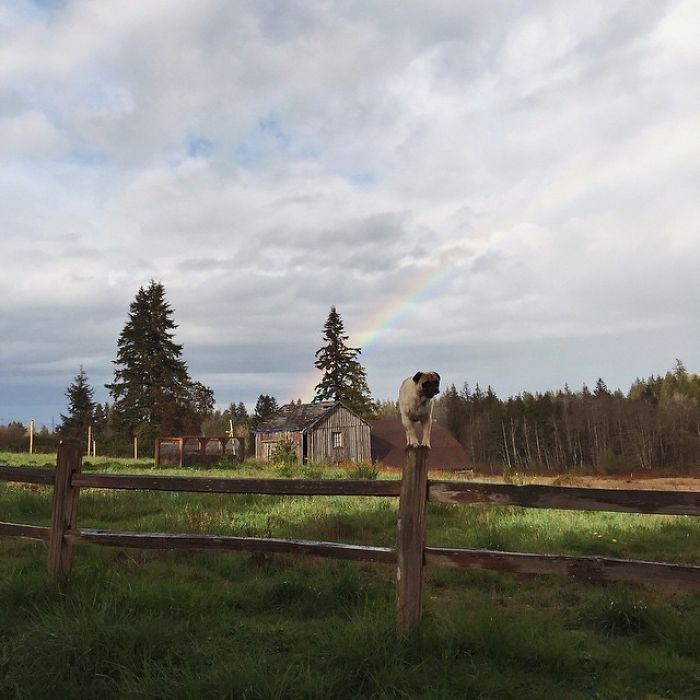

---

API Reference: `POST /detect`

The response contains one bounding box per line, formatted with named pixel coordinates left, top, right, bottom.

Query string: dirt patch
left=471, top=474, right=700, bottom=491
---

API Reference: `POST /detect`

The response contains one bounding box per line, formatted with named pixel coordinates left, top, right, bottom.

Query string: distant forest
left=429, top=360, right=700, bottom=474
left=3, top=359, right=699, bottom=475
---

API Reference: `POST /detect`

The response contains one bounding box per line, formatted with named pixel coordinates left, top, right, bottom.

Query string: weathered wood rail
left=2, top=445, right=700, bottom=637
left=429, top=480, right=700, bottom=515
left=71, top=472, right=402, bottom=496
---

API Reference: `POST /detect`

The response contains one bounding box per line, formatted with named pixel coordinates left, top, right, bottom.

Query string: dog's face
left=413, top=371, right=440, bottom=400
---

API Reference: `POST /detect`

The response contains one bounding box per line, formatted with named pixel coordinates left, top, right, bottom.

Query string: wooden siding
left=307, top=406, right=370, bottom=463
left=255, top=431, right=303, bottom=463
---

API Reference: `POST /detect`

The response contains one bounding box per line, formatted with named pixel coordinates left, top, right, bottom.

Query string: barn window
left=332, top=431, right=343, bottom=448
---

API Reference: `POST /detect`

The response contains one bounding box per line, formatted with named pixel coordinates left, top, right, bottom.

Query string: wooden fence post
left=396, top=445, right=430, bottom=638
left=48, top=443, right=82, bottom=581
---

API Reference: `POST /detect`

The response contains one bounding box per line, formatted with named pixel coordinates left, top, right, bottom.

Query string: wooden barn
left=253, top=401, right=371, bottom=464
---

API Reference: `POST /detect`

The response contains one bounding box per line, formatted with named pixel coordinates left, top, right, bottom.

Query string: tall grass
left=1, top=453, right=700, bottom=698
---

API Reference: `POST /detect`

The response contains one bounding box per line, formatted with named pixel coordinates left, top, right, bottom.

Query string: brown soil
left=474, top=474, right=700, bottom=491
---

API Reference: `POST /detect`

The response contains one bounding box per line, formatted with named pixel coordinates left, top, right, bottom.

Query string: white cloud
left=0, top=110, right=67, bottom=156
left=0, top=0, right=698, bottom=422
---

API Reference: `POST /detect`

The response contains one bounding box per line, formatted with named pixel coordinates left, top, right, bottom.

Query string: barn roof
left=253, top=401, right=359, bottom=433
left=368, top=419, right=471, bottom=471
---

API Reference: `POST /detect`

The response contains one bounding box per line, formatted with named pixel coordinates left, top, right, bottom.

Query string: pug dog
left=398, top=371, right=441, bottom=448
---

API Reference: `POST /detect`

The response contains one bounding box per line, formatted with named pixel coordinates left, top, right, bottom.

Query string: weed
left=347, top=462, right=379, bottom=480
left=208, top=457, right=243, bottom=470
left=276, top=463, right=299, bottom=478
left=502, top=464, right=526, bottom=485
left=585, top=589, right=653, bottom=636
left=301, top=464, right=324, bottom=479
left=272, top=437, right=297, bottom=467
left=551, top=473, right=587, bottom=487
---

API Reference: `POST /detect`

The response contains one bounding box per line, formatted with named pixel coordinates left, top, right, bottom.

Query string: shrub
left=585, top=591, right=652, bottom=636
left=596, top=449, right=631, bottom=475
left=271, top=438, right=297, bottom=467
left=502, top=464, right=526, bottom=485
left=347, top=462, right=379, bottom=480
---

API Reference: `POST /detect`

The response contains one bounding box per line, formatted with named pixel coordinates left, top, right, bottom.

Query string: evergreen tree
left=233, top=401, right=250, bottom=424
left=167, top=381, right=215, bottom=435
left=428, top=360, right=700, bottom=473
left=593, top=378, right=611, bottom=398
left=312, top=306, right=375, bottom=417
left=251, top=394, right=279, bottom=429
left=59, top=366, right=95, bottom=445
left=106, top=280, right=213, bottom=440
left=374, top=399, right=399, bottom=417
left=441, top=384, right=468, bottom=443
left=202, top=401, right=250, bottom=436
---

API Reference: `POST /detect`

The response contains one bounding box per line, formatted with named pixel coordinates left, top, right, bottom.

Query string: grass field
left=1, top=452, right=700, bottom=699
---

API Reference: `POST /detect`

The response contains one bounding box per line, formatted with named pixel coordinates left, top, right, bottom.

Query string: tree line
left=50, top=282, right=215, bottom=456
left=170, top=304, right=374, bottom=451
left=1, top=285, right=376, bottom=457
left=4, top=277, right=698, bottom=474
left=431, top=360, right=700, bottom=474
left=53, top=283, right=299, bottom=457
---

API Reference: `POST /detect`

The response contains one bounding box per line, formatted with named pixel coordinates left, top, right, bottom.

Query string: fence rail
left=429, top=480, right=700, bottom=515
left=0, top=466, right=55, bottom=485
left=1, top=446, right=700, bottom=636
left=423, top=548, right=700, bottom=587
left=0, top=521, right=51, bottom=540
left=66, top=529, right=397, bottom=563
left=71, top=472, right=401, bottom=496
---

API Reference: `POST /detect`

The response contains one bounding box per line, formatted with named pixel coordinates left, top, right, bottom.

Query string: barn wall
left=307, top=406, right=371, bottom=463
left=255, top=431, right=303, bottom=463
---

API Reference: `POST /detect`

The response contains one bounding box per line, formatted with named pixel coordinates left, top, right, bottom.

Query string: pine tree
left=201, top=401, right=250, bottom=437
left=251, top=394, right=279, bottom=429
left=106, top=280, right=213, bottom=440
left=59, top=366, right=95, bottom=445
left=593, top=378, right=611, bottom=398
left=235, top=401, right=249, bottom=423
left=312, top=306, right=375, bottom=418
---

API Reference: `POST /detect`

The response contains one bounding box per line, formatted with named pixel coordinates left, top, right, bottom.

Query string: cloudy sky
left=1, top=0, right=699, bottom=427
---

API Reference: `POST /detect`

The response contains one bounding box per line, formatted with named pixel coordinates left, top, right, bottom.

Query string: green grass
left=1, top=451, right=700, bottom=698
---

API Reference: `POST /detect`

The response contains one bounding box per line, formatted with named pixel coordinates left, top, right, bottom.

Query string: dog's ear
left=413, top=372, right=423, bottom=383
left=435, top=372, right=441, bottom=382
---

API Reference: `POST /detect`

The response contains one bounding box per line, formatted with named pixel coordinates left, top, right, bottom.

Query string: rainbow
left=294, top=252, right=472, bottom=402
left=292, top=135, right=630, bottom=402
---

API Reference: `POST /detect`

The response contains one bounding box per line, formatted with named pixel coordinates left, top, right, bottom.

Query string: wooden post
left=396, top=445, right=430, bottom=638
left=48, top=443, right=82, bottom=580
left=87, top=425, right=92, bottom=456
left=133, top=436, right=138, bottom=460
left=29, top=419, right=34, bottom=454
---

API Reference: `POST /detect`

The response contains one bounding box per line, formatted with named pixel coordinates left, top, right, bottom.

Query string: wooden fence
left=2, top=444, right=700, bottom=637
